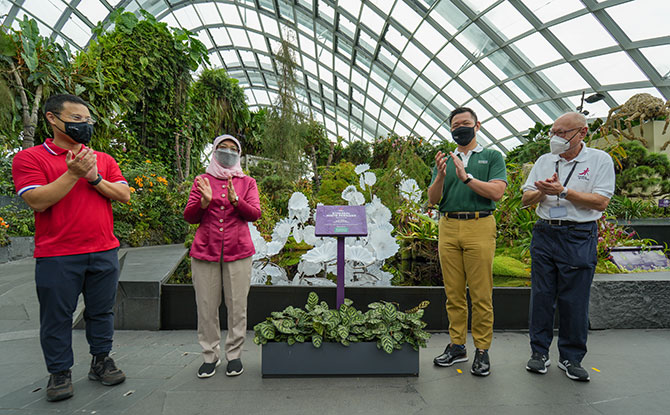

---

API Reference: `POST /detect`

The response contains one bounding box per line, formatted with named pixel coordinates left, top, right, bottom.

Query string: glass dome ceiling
left=2, top=0, right=669, bottom=153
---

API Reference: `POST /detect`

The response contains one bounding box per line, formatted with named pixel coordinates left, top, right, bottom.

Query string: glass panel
left=23, top=0, right=63, bottom=27
left=463, top=0, right=497, bottom=14
left=482, top=2, right=532, bottom=41
left=404, top=41, right=430, bottom=71
left=221, top=50, right=240, bottom=67
left=173, top=5, right=202, bottom=29
left=502, top=108, right=535, bottom=132
left=511, top=32, right=562, bottom=66
left=432, top=0, right=468, bottom=33
left=486, top=50, right=523, bottom=79
left=382, top=94, right=401, bottom=115
left=501, top=137, right=522, bottom=150
left=77, top=0, right=109, bottom=26
left=548, top=14, right=616, bottom=55
left=248, top=32, right=267, bottom=52
left=538, top=63, right=589, bottom=93
left=606, top=0, right=670, bottom=42
left=480, top=117, right=509, bottom=140
left=481, top=88, right=515, bottom=113
left=242, top=8, right=262, bottom=31
left=358, top=29, right=376, bottom=55
left=527, top=104, right=554, bottom=124
left=457, top=24, right=497, bottom=58
left=195, top=3, right=220, bottom=26
left=228, top=28, right=250, bottom=48
left=437, top=43, right=468, bottom=73
left=338, top=13, right=356, bottom=39
left=385, top=24, right=408, bottom=51
left=443, top=80, right=471, bottom=106
left=318, top=0, right=335, bottom=24
left=197, top=31, right=213, bottom=50
left=210, top=28, right=232, bottom=46
left=258, top=54, right=273, bottom=71
left=640, top=45, right=670, bottom=80
left=609, top=88, right=666, bottom=105
left=240, top=50, right=256, bottom=67
left=458, top=64, right=494, bottom=93
left=580, top=52, right=647, bottom=85
left=369, top=0, right=393, bottom=16
left=360, top=4, right=384, bottom=34
left=522, top=0, right=584, bottom=24
left=391, top=1, right=422, bottom=33
left=424, top=61, right=450, bottom=88
left=60, top=15, right=91, bottom=47
left=480, top=57, right=506, bottom=81
left=260, top=14, right=280, bottom=37
left=414, top=20, right=445, bottom=54
left=303, top=55, right=317, bottom=76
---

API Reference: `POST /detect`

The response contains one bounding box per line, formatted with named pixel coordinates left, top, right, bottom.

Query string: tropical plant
left=74, top=9, right=209, bottom=172
left=0, top=16, right=73, bottom=149
left=252, top=292, right=431, bottom=354
left=608, top=140, right=670, bottom=199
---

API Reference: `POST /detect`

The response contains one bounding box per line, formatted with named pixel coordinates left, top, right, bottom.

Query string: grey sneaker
left=88, top=356, right=126, bottom=386
left=226, top=358, right=243, bottom=376
left=46, top=370, right=73, bottom=402
left=197, top=359, right=221, bottom=378
left=558, top=359, right=590, bottom=381
left=526, top=352, right=551, bottom=374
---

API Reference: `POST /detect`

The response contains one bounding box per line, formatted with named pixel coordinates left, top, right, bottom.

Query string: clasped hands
left=66, top=148, right=98, bottom=182
left=534, top=173, right=564, bottom=196
left=434, top=150, right=468, bottom=182
left=196, top=176, right=238, bottom=209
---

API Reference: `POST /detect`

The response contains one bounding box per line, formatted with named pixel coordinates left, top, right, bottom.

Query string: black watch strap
left=88, top=174, right=103, bottom=186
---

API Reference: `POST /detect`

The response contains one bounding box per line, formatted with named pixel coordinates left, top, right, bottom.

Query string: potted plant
left=253, top=292, right=430, bottom=377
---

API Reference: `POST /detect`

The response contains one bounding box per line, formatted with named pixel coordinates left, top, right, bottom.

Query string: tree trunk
left=11, top=63, right=42, bottom=150
left=326, top=141, right=335, bottom=167
left=184, top=134, right=192, bottom=179
left=174, top=132, right=184, bottom=182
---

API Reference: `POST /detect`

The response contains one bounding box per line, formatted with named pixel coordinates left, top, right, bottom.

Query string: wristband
left=88, top=174, right=103, bottom=186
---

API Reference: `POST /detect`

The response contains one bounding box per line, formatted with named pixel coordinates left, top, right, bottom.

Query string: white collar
left=455, top=144, right=483, bottom=157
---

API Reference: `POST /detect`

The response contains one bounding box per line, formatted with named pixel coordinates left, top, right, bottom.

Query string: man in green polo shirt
left=428, top=107, right=507, bottom=376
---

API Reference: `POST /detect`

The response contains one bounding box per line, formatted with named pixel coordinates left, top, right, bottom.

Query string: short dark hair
left=44, top=94, right=89, bottom=117
left=448, top=107, right=478, bottom=125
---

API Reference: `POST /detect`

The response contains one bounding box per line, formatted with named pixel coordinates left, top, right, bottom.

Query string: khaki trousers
left=191, top=256, right=252, bottom=363
left=438, top=215, right=496, bottom=349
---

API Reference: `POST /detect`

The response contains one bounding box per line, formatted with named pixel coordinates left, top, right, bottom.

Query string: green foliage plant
left=74, top=10, right=209, bottom=172
left=0, top=16, right=73, bottom=149
left=608, top=140, right=670, bottom=199
left=494, top=162, right=536, bottom=253
left=341, top=140, right=372, bottom=166
left=0, top=201, right=35, bottom=242
left=253, top=292, right=431, bottom=354
left=316, top=161, right=359, bottom=206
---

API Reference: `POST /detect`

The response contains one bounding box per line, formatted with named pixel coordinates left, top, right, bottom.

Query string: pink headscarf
left=206, top=134, right=246, bottom=179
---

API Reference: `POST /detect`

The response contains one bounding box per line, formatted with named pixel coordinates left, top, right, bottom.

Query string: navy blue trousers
left=35, top=248, right=119, bottom=373
left=529, top=221, right=598, bottom=363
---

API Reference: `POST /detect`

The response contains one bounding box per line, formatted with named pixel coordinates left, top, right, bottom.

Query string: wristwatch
left=463, top=173, right=474, bottom=185
left=559, top=188, right=569, bottom=199
left=88, top=174, right=102, bottom=186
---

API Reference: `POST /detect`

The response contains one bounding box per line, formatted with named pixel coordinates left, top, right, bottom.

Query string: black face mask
left=54, top=115, right=94, bottom=145
left=451, top=126, right=475, bottom=146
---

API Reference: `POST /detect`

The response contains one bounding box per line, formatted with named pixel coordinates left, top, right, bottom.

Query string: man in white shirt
left=521, top=112, right=615, bottom=382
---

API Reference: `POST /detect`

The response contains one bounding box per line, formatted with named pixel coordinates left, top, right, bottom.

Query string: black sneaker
left=46, top=370, right=73, bottom=402
left=197, top=359, right=221, bottom=378
left=471, top=349, right=490, bottom=376
left=433, top=343, right=468, bottom=367
left=226, top=358, right=243, bottom=376
left=526, top=352, right=551, bottom=374
left=88, top=356, right=126, bottom=386
left=558, top=359, right=590, bottom=381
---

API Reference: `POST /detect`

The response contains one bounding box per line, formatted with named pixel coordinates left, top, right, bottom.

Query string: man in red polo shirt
left=12, top=94, right=131, bottom=402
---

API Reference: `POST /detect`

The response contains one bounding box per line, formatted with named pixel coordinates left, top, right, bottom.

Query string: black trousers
left=35, top=248, right=119, bottom=373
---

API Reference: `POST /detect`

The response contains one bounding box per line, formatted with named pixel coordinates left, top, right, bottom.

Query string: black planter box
left=161, top=284, right=533, bottom=330
left=261, top=341, right=419, bottom=377
left=615, top=219, right=670, bottom=248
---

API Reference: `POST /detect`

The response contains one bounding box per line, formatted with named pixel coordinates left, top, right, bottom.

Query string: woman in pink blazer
left=184, top=134, right=261, bottom=379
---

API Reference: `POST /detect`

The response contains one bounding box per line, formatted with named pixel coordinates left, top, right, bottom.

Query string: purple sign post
left=314, top=205, right=368, bottom=308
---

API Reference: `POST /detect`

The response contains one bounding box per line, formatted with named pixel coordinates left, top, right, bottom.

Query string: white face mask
left=549, top=136, right=571, bottom=155
left=215, top=148, right=239, bottom=167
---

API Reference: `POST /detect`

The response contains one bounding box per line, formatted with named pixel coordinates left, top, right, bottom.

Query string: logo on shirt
left=578, top=167, right=590, bottom=181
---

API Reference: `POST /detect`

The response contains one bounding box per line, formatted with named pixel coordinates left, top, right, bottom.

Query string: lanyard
left=555, top=161, right=578, bottom=205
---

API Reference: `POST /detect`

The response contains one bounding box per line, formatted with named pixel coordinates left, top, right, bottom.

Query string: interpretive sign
left=314, top=205, right=368, bottom=307
left=314, top=205, right=367, bottom=237
left=659, top=199, right=669, bottom=208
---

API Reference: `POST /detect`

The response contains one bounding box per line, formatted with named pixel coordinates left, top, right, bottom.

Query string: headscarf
left=205, top=134, right=246, bottom=179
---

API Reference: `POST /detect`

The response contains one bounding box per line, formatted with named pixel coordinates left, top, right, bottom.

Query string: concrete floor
left=1, top=329, right=669, bottom=415
left=2, top=257, right=670, bottom=414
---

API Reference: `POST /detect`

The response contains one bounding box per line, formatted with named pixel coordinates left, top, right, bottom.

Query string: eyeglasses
left=53, top=112, right=96, bottom=125
left=549, top=127, right=582, bottom=138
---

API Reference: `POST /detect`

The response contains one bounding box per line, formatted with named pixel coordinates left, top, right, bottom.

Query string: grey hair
left=559, top=112, right=587, bottom=127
